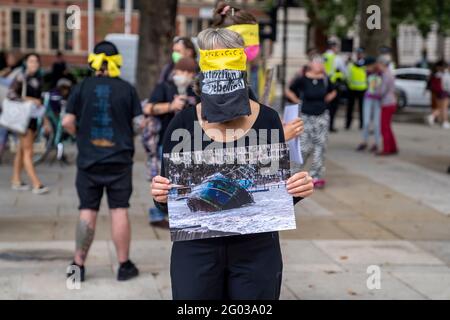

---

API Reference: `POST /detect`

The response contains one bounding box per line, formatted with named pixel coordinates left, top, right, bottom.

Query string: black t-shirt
left=154, top=103, right=301, bottom=213
left=66, top=76, right=142, bottom=169
left=149, top=81, right=200, bottom=146
left=8, top=72, right=42, bottom=101
left=289, top=76, right=334, bottom=116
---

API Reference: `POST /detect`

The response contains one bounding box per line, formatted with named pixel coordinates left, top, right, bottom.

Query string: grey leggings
left=300, top=111, right=330, bottom=179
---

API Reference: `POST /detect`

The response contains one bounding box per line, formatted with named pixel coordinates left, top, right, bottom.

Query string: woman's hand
left=286, top=171, right=314, bottom=198
left=151, top=175, right=171, bottom=203
left=170, top=95, right=187, bottom=112
left=283, top=117, right=304, bottom=141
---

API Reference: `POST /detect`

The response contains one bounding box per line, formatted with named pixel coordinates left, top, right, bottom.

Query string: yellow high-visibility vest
left=347, top=62, right=367, bottom=91
left=323, top=52, right=336, bottom=77
left=323, top=52, right=345, bottom=84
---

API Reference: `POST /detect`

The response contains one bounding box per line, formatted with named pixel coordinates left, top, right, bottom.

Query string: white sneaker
left=425, top=114, right=435, bottom=126
left=11, top=183, right=30, bottom=191
left=32, top=185, right=50, bottom=195
left=443, top=122, right=450, bottom=129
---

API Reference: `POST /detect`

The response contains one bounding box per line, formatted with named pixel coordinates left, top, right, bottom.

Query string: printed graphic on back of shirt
left=90, top=84, right=115, bottom=147
left=367, top=74, right=382, bottom=95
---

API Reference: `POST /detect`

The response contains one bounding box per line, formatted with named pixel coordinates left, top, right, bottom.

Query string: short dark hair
left=174, top=37, right=197, bottom=60
left=93, top=41, right=119, bottom=56
left=24, top=52, right=41, bottom=64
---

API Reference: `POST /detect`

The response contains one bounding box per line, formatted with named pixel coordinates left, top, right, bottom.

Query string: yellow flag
left=226, top=24, right=260, bottom=47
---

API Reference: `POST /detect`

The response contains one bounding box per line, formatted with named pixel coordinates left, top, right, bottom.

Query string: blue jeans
left=149, top=207, right=166, bottom=222
left=362, top=97, right=381, bottom=146
left=149, top=145, right=166, bottom=222
left=0, top=127, right=8, bottom=157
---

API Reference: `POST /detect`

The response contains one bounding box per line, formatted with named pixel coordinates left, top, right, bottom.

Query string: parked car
left=393, top=68, right=430, bottom=110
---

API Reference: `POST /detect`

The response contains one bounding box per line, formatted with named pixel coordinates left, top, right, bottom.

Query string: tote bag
left=0, top=77, right=33, bottom=134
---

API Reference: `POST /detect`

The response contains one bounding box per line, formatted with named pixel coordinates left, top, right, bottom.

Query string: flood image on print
left=165, top=143, right=296, bottom=242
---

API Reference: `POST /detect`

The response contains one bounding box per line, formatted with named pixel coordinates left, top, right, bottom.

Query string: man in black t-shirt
left=63, top=41, right=142, bottom=282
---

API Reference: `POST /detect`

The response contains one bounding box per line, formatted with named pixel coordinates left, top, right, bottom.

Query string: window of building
left=119, top=0, right=138, bottom=10
left=50, top=12, right=60, bottom=50
left=64, top=13, right=74, bottom=50
left=196, top=18, right=203, bottom=35
left=11, top=10, right=21, bottom=48
left=26, top=11, right=36, bottom=49
left=49, top=12, right=74, bottom=52
left=186, top=18, right=193, bottom=37
left=94, top=0, right=102, bottom=9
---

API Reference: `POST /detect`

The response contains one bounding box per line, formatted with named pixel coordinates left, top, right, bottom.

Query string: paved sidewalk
left=0, top=119, right=449, bottom=299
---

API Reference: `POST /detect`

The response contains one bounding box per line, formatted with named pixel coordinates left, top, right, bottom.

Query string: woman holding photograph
left=151, top=28, right=314, bottom=300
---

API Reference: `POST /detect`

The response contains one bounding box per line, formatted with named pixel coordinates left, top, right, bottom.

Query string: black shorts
left=75, top=164, right=133, bottom=211
left=28, top=119, right=38, bottom=132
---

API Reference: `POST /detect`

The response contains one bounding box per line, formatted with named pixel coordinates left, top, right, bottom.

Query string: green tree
left=391, top=0, right=450, bottom=59
left=302, top=0, right=357, bottom=51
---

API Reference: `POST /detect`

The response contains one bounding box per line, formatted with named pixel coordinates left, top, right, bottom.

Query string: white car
left=393, top=68, right=430, bottom=110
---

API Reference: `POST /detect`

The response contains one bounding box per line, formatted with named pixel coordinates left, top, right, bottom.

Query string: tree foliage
left=266, top=0, right=450, bottom=39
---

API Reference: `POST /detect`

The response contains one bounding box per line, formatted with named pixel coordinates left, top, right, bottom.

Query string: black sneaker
left=67, top=262, right=85, bottom=282
left=117, top=260, right=139, bottom=281
left=356, top=143, right=367, bottom=151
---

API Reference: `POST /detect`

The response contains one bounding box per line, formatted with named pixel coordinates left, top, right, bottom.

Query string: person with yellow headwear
left=151, top=28, right=314, bottom=300
left=212, top=1, right=304, bottom=141
left=63, top=41, right=143, bottom=282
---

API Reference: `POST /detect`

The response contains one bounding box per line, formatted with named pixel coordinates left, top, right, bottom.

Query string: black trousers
left=170, top=232, right=283, bottom=300
left=328, top=96, right=339, bottom=131
left=346, top=89, right=366, bottom=129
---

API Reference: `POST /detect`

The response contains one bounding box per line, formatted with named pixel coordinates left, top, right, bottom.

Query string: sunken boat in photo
left=186, top=172, right=255, bottom=212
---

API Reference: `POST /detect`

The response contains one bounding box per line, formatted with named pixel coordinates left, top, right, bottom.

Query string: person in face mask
left=151, top=28, right=314, bottom=300
left=212, top=1, right=303, bottom=142
left=144, top=57, right=199, bottom=228
left=158, top=37, right=198, bottom=84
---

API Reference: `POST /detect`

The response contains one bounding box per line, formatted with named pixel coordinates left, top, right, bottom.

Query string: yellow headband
left=199, top=48, right=247, bottom=72
left=88, top=53, right=122, bottom=77
left=226, top=24, right=260, bottom=47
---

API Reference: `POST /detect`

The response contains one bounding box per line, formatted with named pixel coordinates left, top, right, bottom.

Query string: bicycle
left=33, top=92, right=74, bottom=165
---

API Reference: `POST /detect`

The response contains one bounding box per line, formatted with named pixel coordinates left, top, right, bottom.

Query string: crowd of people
left=0, top=0, right=449, bottom=300
left=283, top=43, right=402, bottom=189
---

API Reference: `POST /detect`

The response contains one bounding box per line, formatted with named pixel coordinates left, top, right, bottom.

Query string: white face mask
left=173, top=74, right=191, bottom=92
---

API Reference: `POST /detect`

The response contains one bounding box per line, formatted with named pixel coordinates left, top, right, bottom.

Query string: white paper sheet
left=283, top=104, right=303, bottom=165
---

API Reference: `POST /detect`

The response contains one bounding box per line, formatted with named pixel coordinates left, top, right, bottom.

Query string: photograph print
left=164, top=143, right=296, bottom=242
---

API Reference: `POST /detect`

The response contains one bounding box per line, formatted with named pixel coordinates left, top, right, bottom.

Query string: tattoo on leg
left=75, top=219, right=95, bottom=262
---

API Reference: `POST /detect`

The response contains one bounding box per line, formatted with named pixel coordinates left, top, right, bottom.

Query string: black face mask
left=199, top=69, right=251, bottom=123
